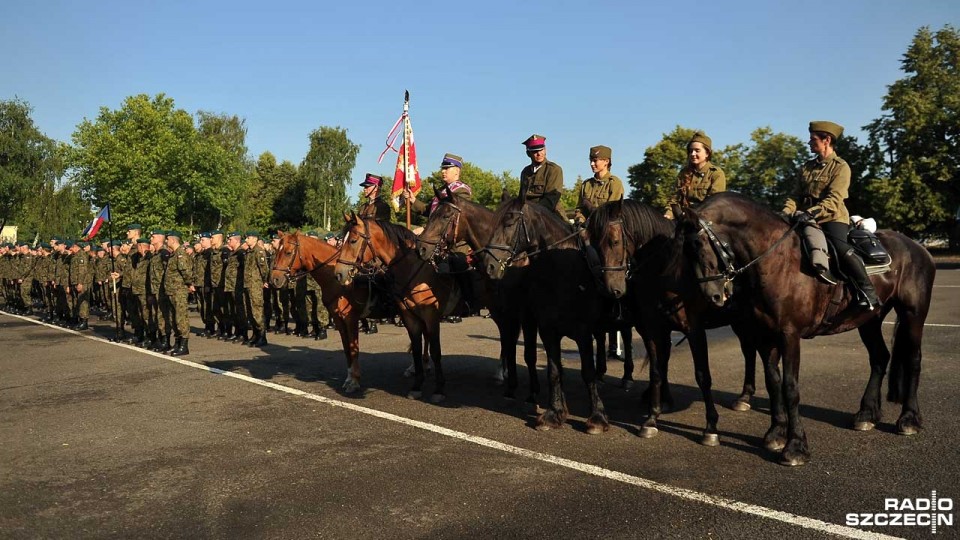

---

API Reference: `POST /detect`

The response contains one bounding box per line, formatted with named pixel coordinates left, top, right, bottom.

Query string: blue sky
left=3, top=1, right=958, bottom=197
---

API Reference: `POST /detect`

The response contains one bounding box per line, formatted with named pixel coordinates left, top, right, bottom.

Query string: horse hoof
left=535, top=423, right=552, bottom=432
left=730, top=400, right=751, bottom=412
left=852, top=421, right=875, bottom=432
left=764, top=439, right=786, bottom=452
left=430, top=394, right=446, bottom=404
left=536, top=411, right=564, bottom=431
left=700, top=433, right=720, bottom=447
left=621, top=378, right=635, bottom=391
left=779, top=453, right=809, bottom=467
left=407, top=391, right=422, bottom=400
left=898, top=425, right=919, bottom=436
left=638, top=426, right=659, bottom=439
left=586, top=417, right=610, bottom=435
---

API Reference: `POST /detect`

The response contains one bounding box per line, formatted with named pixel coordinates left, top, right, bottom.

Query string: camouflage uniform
left=242, top=242, right=268, bottom=336
left=162, top=243, right=193, bottom=338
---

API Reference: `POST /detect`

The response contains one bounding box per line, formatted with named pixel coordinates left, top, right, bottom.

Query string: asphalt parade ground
left=2, top=270, right=959, bottom=539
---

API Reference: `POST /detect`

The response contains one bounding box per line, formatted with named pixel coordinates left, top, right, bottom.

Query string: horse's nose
left=417, top=245, right=428, bottom=259
left=485, top=261, right=499, bottom=279
left=711, top=293, right=724, bottom=306
left=612, top=288, right=623, bottom=299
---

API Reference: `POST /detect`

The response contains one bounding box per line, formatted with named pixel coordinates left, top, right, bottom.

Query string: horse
left=334, top=213, right=459, bottom=403
left=678, top=192, right=935, bottom=466
left=415, top=193, right=541, bottom=403
left=586, top=198, right=760, bottom=445
left=479, top=198, right=611, bottom=434
left=269, top=231, right=375, bottom=393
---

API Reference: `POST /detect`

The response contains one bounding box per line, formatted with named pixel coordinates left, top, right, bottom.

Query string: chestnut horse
left=334, top=213, right=459, bottom=403
left=415, top=193, right=541, bottom=403
left=679, top=193, right=935, bottom=466
left=269, top=231, right=377, bottom=393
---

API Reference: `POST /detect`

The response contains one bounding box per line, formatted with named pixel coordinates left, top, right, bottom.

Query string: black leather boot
left=365, top=320, right=378, bottom=334
left=252, top=332, right=268, bottom=347
left=842, top=248, right=881, bottom=311
left=315, top=326, right=328, bottom=340
left=170, top=337, right=190, bottom=356
left=74, top=318, right=89, bottom=331
left=158, top=334, right=173, bottom=353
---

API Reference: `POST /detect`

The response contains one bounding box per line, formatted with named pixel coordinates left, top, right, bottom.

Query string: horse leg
left=535, top=329, right=567, bottom=430
left=495, top=315, right=521, bottom=399
left=594, top=331, right=608, bottom=385
left=638, top=329, right=666, bottom=438
left=621, top=326, right=635, bottom=390
left=580, top=334, right=609, bottom=434
left=851, top=318, right=890, bottom=431
left=338, top=315, right=362, bottom=394
left=522, top=314, right=540, bottom=407
left=759, top=340, right=787, bottom=452
left=427, top=317, right=446, bottom=403
left=688, top=327, right=720, bottom=446
left=889, top=309, right=924, bottom=435
left=779, top=333, right=810, bottom=466
left=730, top=321, right=757, bottom=411
left=404, top=317, right=426, bottom=400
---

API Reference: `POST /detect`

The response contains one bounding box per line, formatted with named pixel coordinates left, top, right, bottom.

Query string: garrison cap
left=522, top=134, right=546, bottom=152
left=127, top=223, right=142, bottom=231
left=360, top=173, right=383, bottom=188
left=809, top=121, right=843, bottom=141
left=589, top=145, right=612, bottom=160
left=688, top=131, right=713, bottom=153
left=440, top=153, right=463, bottom=169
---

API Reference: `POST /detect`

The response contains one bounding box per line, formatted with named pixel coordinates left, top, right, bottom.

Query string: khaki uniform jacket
left=243, top=245, right=268, bottom=290
left=132, top=252, right=150, bottom=295
left=211, top=246, right=228, bottom=288
left=411, top=182, right=472, bottom=217
left=358, top=195, right=393, bottom=221
left=575, top=172, right=625, bottom=222
left=163, top=245, right=193, bottom=294
left=224, top=248, right=241, bottom=293
left=68, top=250, right=92, bottom=286
left=665, top=162, right=726, bottom=219
left=148, top=248, right=169, bottom=295
left=520, top=160, right=565, bottom=217
left=18, top=253, right=36, bottom=281
left=782, top=152, right=851, bottom=224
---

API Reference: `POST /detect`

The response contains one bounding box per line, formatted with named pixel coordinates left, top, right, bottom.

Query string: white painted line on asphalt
left=6, top=313, right=903, bottom=540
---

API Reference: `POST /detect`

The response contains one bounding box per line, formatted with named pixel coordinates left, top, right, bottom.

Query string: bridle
left=273, top=234, right=342, bottom=286
left=598, top=218, right=637, bottom=280
left=480, top=208, right=531, bottom=273
left=693, top=218, right=799, bottom=286
left=418, top=200, right=462, bottom=264
left=337, top=218, right=383, bottom=278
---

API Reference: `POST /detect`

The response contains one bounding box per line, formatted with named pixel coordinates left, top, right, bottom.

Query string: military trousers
left=195, top=285, right=206, bottom=324
left=305, top=289, right=328, bottom=326
left=200, top=285, right=214, bottom=326
left=146, top=294, right=165, bottom=336
left=20, top=280, right=33, bottom=309
left=161, top=291, right=190, bottom=337
left=243, top=286, right=265, bottom=333
left=71, top=284, right=91, bottom=319
left=214, top=287, right=228, bottom=330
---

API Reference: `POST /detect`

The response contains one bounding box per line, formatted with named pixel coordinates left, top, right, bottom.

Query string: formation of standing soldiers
left=0, top=225, right=334, bottom=355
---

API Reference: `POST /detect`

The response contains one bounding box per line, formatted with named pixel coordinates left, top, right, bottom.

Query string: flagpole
left=404, top=90, right=412, bottom=230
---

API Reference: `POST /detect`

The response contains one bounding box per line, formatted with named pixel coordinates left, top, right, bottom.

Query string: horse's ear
left=678, top=205, right=697, bottom=224
left=276, top=229, right=284, bottom=237
left=500, top=188, right=511, bottom=203
left=343, top=211, right=352, bottom=223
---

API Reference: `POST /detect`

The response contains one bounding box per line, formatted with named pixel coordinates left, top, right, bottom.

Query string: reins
left=696, top=218, right=800, bottom=284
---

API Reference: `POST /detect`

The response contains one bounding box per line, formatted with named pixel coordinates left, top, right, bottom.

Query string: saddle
left=795, top=214, right=892, bottom=285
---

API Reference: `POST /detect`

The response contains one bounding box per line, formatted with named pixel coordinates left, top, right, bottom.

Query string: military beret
left=167, top=230, right=183, bottom=240
left=78, top=241, right=89, bottom=248
left=522, top=134, right=546, bottom=151
left=323, top=232, right=337, bottom=240
left=52, top=235, right=63, bottom=242
left=136, top=238, right=150, bottom=244
left=227, top=231, right=242, bottom=238
left=360, top=173, right=383, bottom=187
left=244, top=230, right=259, bottom=239
left=64, top=240, right=75, bottom=248
left=111, top=240, right=122, bottom=246
left=150, top=229, right=166, bottom=237
left=127, top=223, right=142, bottom=231
left=271, top=232, right=282, bottom=240
left=305, top=230, right=319, bottom=238
left=40, top=242, right=51, bottom=250
left=809, top=121, right=843, bottom=141
left=199, top=232, right=212, bottom=239
left=688, top=131, right=713, bottom=153
left=440, top=153, right=463, bottom=169
left=211, top=229, right=223, bottom=236
left=589, top=145, right=612, bottom=161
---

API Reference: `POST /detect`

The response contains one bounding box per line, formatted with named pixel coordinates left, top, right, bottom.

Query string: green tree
left=300, top=126, right=359, bottom=231
left=627, top=126, right=695, bottom=208
left=865, top=25, right=960, bottom=233
left=0, top=98, right=59, bottom=231
left=273, top=160, right=305, bottom=229
left=728, top=127, right=807, bottom=208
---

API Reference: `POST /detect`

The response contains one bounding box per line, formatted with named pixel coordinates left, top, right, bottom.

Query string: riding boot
left=365, top=320, right=378, bottom=334
left=170, top=337, right=190, bottom=356
left=841, top=248, right=881, bottom=310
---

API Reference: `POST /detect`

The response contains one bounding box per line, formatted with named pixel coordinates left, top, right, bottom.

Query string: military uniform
left=223, top=236, right=245, bottom=340
left=68, top=245, right=93, bottom=328
left=358, top=173, right=394, bottom=221
left=132, top=242, right=153, bottom=346
left=162, top=234, right=193, bottom=355
left=242, top=236, right=269, bottom=345
left=665, top=131, right=726, bottom=219
left=576, top=172, right=625, bottom=223
left=519, top=134, right=565, bottom=218
left=148, top=234, right=171, bottom=350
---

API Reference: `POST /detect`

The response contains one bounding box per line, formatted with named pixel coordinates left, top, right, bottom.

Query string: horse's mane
left=371, top=218, right=418, bottom=249
left=586, top=199, right=673, bottom=244
left=696, top=192, right=784, bottom=227
left=494, top=196, right=572, bottom=239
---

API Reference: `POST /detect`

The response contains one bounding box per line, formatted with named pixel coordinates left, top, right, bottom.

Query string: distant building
left=0, top=225, right=16, bottom=244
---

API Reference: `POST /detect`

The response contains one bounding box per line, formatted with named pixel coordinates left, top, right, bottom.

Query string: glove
left=806, top=205, right=823, bottom=218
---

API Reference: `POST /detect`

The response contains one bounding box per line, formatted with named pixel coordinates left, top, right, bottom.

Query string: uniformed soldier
left=67, top=241, right=92, bottom=330
left=147, top=229, right=171, bottom=352
left=303, top=231, right=328, bottom=340
left=782, top=121, right=880, bottom=310
left=222, top=231, right=244, bottom=342
left=209, top=230, right=228, bottom=339
left=195, top=232, right=216, bottom=337
left=664, top=131, right=726, bottom=219
left=16, top=242, right=37, bottom=315
left=575, top=145, right=625, bottom=225
left=162, top=230, right=193, bottom=355
left=358, top=173, right=393, bottom=221
left=242, top=231, right=270, bottom=347
left=132, top=239, right=153, bottom=348
left=519, top=134, right=566, bottom=220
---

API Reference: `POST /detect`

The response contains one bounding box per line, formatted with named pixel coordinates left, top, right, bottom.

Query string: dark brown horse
left=415, top=193, right=541, bottom=403
left=479, top=198, right=611, bottom=434
left=586, top=198, right=761, bottom=445
left=269, top=231, right=372, bottom=393
left=679, top=193, right=935, bottom=465
left=334, top=213, right=459, bottom=402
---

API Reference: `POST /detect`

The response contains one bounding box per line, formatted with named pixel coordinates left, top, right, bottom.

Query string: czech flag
left=81, top=204, right=111, bottom=241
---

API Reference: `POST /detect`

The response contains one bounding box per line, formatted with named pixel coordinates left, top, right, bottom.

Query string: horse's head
left=334, top=212, right=376, bottom=285
left=417, top=197, right=461, bottom=263
left=587, top=199, right=632, bottom=298
left=677, top=206, right=735, bottom=308
left=270, top=230, right=303, bottom=289
left=481, top=197, right=530, bottom=280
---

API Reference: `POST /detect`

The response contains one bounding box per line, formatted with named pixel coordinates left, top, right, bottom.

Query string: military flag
left=379, top=92, right=421, bottom=220
left=81, top=204, right=111, bottom=241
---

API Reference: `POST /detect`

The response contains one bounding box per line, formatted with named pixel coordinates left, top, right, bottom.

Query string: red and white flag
left=379, top=92, right=422, bottom=211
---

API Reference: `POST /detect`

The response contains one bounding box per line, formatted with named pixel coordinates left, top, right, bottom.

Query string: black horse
left=416, top=193, right=541, bottom=404
left=480, top=197, right=611, bottom=434
left=679, top=193, right=935, bottom=465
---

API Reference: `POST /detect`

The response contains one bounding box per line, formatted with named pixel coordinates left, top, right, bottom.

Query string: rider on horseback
left=782, top=121, right=881, bottom=311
